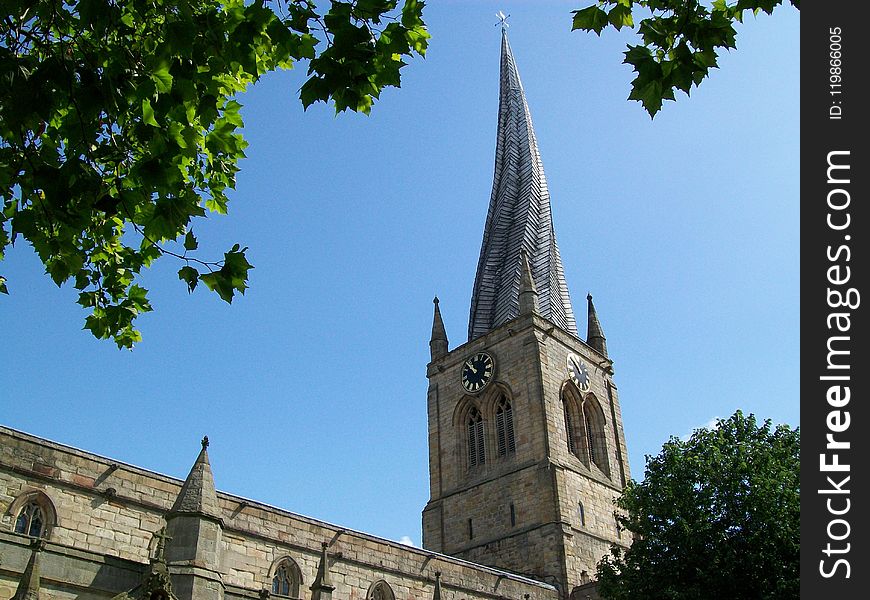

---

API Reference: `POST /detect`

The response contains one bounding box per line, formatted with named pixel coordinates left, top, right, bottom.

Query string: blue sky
left=1, top=1, right=799, bottom=547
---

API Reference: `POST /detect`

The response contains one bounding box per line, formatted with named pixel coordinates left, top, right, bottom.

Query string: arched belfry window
left=495, top=395, right=516, bottom=456
left=467, top=407, right=486, bottom=467
left=562, top=388, right=584, bottom=462
left=583, top=397, right=610, bottom=475
left=368, top=580, right=395, bottom=600
left=7, top=491, right=57, bottom=539
left=270, top=558, right=302, bottom=598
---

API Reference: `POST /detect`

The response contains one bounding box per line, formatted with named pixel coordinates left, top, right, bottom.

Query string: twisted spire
left=468, top=30, right=577, bottom=340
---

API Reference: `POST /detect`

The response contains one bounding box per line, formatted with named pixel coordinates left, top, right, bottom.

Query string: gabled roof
left=468, top=30, right=577, bottom=341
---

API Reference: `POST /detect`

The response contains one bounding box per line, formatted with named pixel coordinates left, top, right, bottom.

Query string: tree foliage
left=0, top=0, right=428, bottom=347
left=597, top=411, right=799, bottom=600
left=572, top=0, right=800, bottom=117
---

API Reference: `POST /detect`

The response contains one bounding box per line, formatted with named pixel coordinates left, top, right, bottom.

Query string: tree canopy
left=597, top=411, right=799, bottom=599
left=571, top=0, right=800, bottom=116
left=0, top=0, right=428, bottom=347
left=1, top=0, right=799, bottom=347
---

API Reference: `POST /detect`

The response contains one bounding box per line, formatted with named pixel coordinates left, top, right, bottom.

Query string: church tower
left=422, top=30, right=631, bottom=597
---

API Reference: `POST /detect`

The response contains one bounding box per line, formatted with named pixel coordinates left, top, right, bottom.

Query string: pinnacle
left=169, top=438, right=221, bottom=519
left=430, top=295, right=449, bottom=360
left=12, top=540, right=44, bottom=600
left=586, top=293, right=608, bottom=357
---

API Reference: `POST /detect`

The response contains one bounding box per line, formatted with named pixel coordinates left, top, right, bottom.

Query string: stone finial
left=12, top=539, right=44, bottom=600
left=201, top=436, right=209, bottom=449
left=429, top=296, right=449, bottom=360
left=518, top=250, right=539, bottom=316
left=310, top=542, right=336, bottom=600
left=586, top=293, right=607, bottom=357
left=432, top=571, right=443, bottom=600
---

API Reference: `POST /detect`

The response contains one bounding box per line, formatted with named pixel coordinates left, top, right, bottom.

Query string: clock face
left=567, top=354, right=591, bottom=392
left=461, top=352, right=495, bottom=393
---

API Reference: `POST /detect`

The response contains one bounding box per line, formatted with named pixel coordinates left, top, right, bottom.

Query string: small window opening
left=271, top=561, right=299, bottom=598
left=14, top=502, right=44, bottom=538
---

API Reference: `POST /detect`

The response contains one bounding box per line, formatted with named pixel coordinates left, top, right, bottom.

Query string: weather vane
left=495, top=11, right=510, bottom=30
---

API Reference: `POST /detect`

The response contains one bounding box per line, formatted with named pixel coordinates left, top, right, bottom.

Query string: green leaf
left=142, top=98, right=159, bottom=127
left=184, top=231, right=198, bottom=251
left=608, top=5, right=634, bottom=31
left=200, top=245, right=253, bottom=303
left=178, top=265, right=199, bottom=293
left=152, top=60, right=174, bottom=94
left=572, top=6, right=610, bottom=34
left=0, top=275, right=8, bottom=295
left=629, top=79, right=664, bottom=117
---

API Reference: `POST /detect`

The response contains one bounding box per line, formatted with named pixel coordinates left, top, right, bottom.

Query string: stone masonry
left=422, top=311, right=629, bottom=597
left=1, top=426, right=558, bottom=600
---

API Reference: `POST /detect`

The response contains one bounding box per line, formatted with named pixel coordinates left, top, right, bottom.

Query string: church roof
left=468, top=30, right=577, bottom=341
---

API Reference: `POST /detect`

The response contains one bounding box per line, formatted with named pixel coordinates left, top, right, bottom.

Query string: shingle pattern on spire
left=468, top=30, right=577, bottom=341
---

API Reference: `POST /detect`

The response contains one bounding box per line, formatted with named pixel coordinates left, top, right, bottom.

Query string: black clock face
left=461, top=352, right=495, bottom=393
left=567, top=354, right=591, bottom=392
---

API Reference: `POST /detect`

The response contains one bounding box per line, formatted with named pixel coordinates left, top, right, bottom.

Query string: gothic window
left=270, top=558, right=301, bottom=598
left=7, top=491, right=56, bottom=539
left=578, top=501, right=586, bottom=527
left=467, top=407, right=486, bottom=467
left=495, top=396, right=516, bottom=456
left=14, top=502, right=44, bottom=537
left=368, top=581, right=395, bottom=600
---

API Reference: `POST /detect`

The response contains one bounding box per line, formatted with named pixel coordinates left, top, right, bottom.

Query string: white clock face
left=567, top=354, right=591, bottom=392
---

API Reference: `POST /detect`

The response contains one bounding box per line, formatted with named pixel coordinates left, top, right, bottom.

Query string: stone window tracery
left=270, top=558, right=301, bottom=598
left=15, top=502, right=44, bottom=537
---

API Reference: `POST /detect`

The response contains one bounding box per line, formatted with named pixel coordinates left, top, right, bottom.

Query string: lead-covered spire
left=468, top=30, right=577, bottom=341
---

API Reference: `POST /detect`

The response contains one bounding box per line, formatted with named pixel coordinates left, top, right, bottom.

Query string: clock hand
left=466, top=360, right=478, bottom=374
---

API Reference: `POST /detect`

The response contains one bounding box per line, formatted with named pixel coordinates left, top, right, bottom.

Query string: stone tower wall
left=423, top=314, right=630, bottom=596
